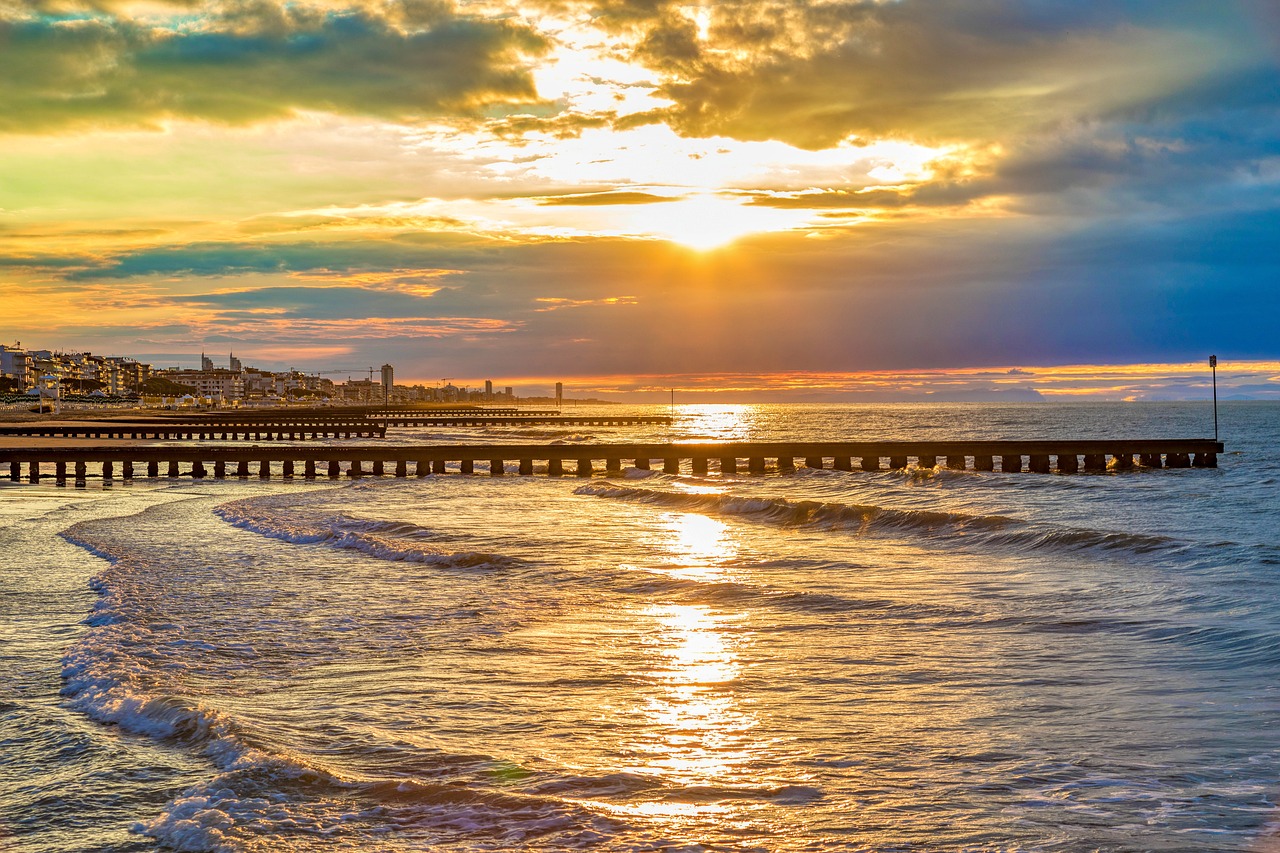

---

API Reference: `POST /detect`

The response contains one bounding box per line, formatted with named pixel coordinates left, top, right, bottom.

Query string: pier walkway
left=2, top=439, right=1222, bottom=482
left=0, top=419, right=385, bottom=440
left=371, top=414, right=671, bottom=427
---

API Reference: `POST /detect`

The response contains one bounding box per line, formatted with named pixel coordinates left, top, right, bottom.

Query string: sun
left=623, top=194, right=812, bottom=251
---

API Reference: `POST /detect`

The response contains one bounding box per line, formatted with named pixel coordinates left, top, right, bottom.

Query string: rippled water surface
left=3, top=402, right=1280, bottom=852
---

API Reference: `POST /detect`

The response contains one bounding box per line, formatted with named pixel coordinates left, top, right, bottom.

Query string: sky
left=1, top=0, right=1278, bottom=400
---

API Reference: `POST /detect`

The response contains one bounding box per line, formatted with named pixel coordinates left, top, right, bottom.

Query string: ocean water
left=3, top=402, right=1279, bottom=852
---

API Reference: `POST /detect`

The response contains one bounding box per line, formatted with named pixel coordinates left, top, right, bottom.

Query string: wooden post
left=635, top=457, right=650, bottom=470
left=148, top=461, right=159, bottom=478
left=394, top=460, right=407, bottom=477
left=890, top=456, right=909, bottom=470
left=918, top=455, right=937, bottom=469
left=946, top=455, right=966, bottom=470
left=578, top=458, right=594, bottom=476
left=8, top=462, right=19, bottom=481
left=283, top=461, right=295, bottom=479
left=1140, top=453, right=1162, bottom=468
left=805, top=456, right=823, bottom=469
left=860, top=455, right=879, bottom=472
left=749, top=457, right=766, bottom=473
left=56, top=461, right=67, bottom=484
left=28, top=461, right=40, bottom=482
left=168, top=461, right=180, bottom=478
left=372, top=460, right=384, bottom=476
left=1001, top=455, right=1022, bottom=473
left=720, top=457, right=737, bottom=474
left=490, top=459, right=505, bottom=476
left=460, top=459, right=474, bottom=475
left=416, top=460, right=430, bottom=476
left=122, top=461, right=134, bottom=480
left=607, top=457, right=623, bottom=474
left=519, top=459, right=533, bottom=476
left=1029, top=455, right=1050, bottom=473
left=349, top=460, right=363, bottom=477
left=1112, top=453, right=1134, bottom=470
left=1194, top=452, right=1218, bottom=468
left=1083, top=454, right=1107, bottom=472
left=259, top=461, right=270, bottom=479
left=306, top=460, right=318, bottom=479
left=190, top=462, right=204, bottom=479
left=76, top=461, right=87, bottom=482
left=330, top=460, right=342, bottom=478
left=432, top=459, right=447, bottom=474
left=547, top=458, right=563, bottom=476
left=973, top=456, right=993, bottom=471
left=1057, top=454, right=1079, bottom=474
left=237, top=460, right=250, bottom=477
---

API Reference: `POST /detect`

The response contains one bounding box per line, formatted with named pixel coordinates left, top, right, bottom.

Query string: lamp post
left=1209, top=355, right=1218, bottom=441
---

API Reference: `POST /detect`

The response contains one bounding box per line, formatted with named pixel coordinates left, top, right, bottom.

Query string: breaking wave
left=215, top=495, right=521, bottom=571
left=573, top=483, right=1186, bottom=557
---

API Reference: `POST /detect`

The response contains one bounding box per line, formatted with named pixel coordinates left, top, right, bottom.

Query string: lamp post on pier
left=1209, top=355, right=1218, bottom=441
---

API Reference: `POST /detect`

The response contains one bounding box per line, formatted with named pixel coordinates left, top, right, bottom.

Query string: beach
left=3, top=402, right=1279, bottom=852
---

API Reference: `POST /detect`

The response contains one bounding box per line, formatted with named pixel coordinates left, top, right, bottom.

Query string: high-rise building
left=380, top=364, right=394, bottom=405
left=555, top=382, right=563, bottom=409
left=484, top=379, right=493, bottom=400
left=229, top=353, right=242, bottom=372
left=201, top=353, right=214, bottom=371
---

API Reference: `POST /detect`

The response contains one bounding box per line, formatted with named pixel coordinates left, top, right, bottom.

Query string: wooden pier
left=1, top=439, right=1222, bottom=483
left=371, top=414, right=671, bottom=427
left=0, top=419, right=385, bottom=440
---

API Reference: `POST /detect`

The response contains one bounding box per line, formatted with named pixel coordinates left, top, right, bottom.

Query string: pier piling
left=1, top=439, right=1224, bottom=485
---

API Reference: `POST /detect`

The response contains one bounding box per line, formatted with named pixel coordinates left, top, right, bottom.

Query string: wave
left=574, top=483, right=1186, bottom=558
left=215, top=496, right=521, bottom=571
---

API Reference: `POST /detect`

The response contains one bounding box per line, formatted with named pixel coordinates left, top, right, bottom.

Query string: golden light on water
left=678, top=404, right=753, bottom=442
left=663, top=513, right=736, bottom=579
left=611, top=507, right=761, bottom=826
left=631, top=603, right=756, bottom=784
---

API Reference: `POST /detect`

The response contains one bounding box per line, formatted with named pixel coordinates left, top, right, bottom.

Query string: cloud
left=589, top=0, right=1271, bottom=150
left=0, top=1, right=548, bottom=133
left=535, top=190, right=679, bottom=206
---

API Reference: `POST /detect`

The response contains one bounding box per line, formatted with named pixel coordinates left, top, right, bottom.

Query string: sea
left=2, top=402, right=1279, bottom=853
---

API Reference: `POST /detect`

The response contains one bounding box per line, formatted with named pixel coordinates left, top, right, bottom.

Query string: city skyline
left=2, top=1, right=1278, bottom=400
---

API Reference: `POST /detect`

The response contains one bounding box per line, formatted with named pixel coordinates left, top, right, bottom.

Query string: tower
left=380, top=364, right=394, bottom=406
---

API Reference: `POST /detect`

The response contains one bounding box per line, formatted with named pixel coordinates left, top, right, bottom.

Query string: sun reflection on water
left=663, top=512, right=736, bottom=579
left=676, top=404, right=756, bottom=442
left=631, top=603, right=757, bottom=783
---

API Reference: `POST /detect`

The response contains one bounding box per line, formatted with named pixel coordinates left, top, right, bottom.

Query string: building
left=201, top=353, right=214, bottom=371
left=380, top=364, right=394, bottom=405
left=107, top=357, right=151, bottom=392
left=0, top=345, right=34, bottom=390
left=229, top=353, right=242, bottom=372
left=156, top=368, right=245, bottom=401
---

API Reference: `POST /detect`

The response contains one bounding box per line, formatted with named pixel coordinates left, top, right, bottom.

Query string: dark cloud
left=536, top=191, right=678, bottom=206
left=171, top=285, right=439, bottom=319
left=59, top=238, right=496, bottom=280
left=0, top=1, right=548, bottom=132
left=561, top=0, right=1276, bottom=150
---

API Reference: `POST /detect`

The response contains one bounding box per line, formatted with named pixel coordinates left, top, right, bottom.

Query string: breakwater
left=2, top=439, right=1222, bottom=483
